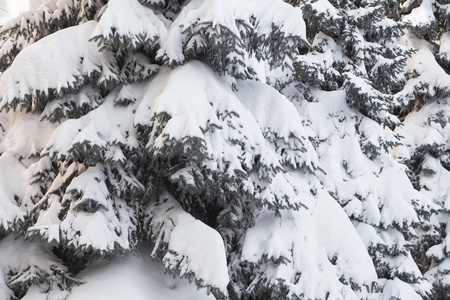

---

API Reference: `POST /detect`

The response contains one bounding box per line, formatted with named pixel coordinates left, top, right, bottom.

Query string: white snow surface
left=0, top=152, right=27, bottom=230
left=67, top=255, right=215, bottom=300
left=0, top=112, right=55, bottom=159
left=20, top=247, right=215, bottom=300
left=0, top=234, right=69, bottom=299
left=439, top=32, right=450, bottom=56
left=402, top=0, right=435, bottom=27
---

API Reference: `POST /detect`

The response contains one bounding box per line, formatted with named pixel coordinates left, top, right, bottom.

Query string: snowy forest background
left=0, top=0, right=449, bottom=299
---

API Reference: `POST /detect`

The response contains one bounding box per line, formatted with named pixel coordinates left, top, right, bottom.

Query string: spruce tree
left=0, top=0, right=447, bottom=300
left=0, top=0, right=360, bottom=298
left=391, top=1, right=450, bottom=298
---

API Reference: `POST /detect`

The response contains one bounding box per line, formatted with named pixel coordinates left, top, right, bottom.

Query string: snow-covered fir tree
left=288, top=0, right=436, bottom=298
left=0, top=0, right=448, bottom=299
left=389, top=1, right=450, bottom=299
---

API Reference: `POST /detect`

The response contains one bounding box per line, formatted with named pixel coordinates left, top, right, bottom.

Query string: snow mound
left=23, top=248, right=215, bottom=300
